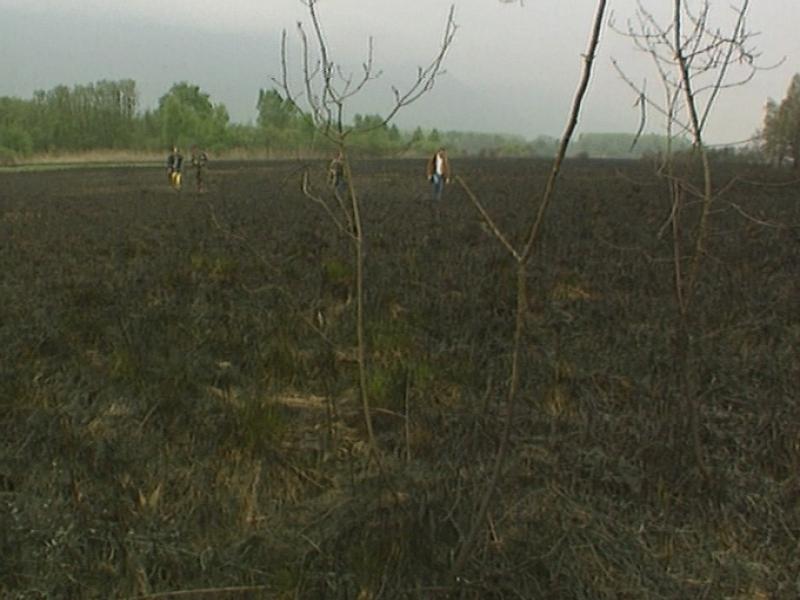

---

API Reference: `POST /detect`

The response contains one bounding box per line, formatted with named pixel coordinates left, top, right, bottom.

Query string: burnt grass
left=1, top=158, right=798, bottom=598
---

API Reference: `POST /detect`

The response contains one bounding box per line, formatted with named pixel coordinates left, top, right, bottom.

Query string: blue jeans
left=431, top=173, right=444, bottom=200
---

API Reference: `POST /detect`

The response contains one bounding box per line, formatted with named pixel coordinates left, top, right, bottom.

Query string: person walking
left=166, top=146, right=183, bottom=191
left=426, top=147, right=451, bottom=201
left=328, top=149, right=347, bottom=196
left=191, top=146, right=208, bottom=192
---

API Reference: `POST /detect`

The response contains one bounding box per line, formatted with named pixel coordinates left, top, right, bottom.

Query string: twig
left=129, top=584, right=269, bottom=599
left=521, top=0, right=608, bottom=262
left=728, top=202, right=788, bottom=229
left=301, top=169, right=354, bottom=239
left=456, top=175, right=521, bottom=261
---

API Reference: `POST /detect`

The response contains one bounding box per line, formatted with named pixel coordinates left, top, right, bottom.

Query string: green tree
left=409, top=126, right=425, bottom=147
left=350, top=113, right=404, bottom=155
left=762, top=74, right=800, bottom=168
left=256, top=89, right=298, bottom=130
left=158, top=82, right=230, bottom=150
left=44, top=85, right=79, bottom=149
left=0, top=97, right=36, bottom=156
left=91, top=79, right=138, bottom=148
left=0, top=123, right=33, bottom=156
left=21, top=80, right=140, bottom=151
left=255, top=88, right=312, bottom=152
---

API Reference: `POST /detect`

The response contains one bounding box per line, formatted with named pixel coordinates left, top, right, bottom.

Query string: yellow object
left=171, top=171, right=182, bottom=189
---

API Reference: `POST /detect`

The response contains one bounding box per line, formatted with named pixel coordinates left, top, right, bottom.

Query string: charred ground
left=1, top=158, right=798, bottom=598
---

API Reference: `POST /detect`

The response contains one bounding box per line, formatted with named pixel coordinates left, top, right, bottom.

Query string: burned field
left=1, top=158, right=798, bottom=598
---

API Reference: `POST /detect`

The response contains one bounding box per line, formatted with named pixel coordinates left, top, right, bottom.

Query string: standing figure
left=191, top=147, right=208, bottom=192
left=426, top=147, right=451, bottom=201
left=166, top=146, right=183, bottom=191
left=328, top=149, right=347, bottom=195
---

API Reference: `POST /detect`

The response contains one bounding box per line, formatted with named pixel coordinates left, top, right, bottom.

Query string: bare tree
left=450, top=0, right=609, bottom=580
left=275, top=0, right=456, bottom=454
left=611, top=0, right=764, bottom=478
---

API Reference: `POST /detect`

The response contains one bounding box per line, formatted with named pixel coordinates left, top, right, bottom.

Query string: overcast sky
left=1, top=0, right=797, bottom=144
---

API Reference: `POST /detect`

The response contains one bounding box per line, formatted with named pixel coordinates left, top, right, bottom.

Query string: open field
left=1, top=158, right=799, bottom=598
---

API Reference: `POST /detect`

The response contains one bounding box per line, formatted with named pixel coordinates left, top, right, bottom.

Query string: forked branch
left=276, top=1, right=456, bottom=140
left=450, top=0, right=608, bottom=581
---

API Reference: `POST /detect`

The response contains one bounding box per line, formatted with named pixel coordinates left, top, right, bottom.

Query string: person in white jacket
left=425, top=147, right=451, bottom=201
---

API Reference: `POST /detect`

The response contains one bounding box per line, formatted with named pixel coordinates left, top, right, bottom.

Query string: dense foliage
left=0, top=80, right=137, bottom=156
left=1, top=159, right=797, bottom=598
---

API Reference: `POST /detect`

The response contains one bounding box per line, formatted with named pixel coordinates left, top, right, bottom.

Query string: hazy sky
left=1, top=0, right=797, bottom=144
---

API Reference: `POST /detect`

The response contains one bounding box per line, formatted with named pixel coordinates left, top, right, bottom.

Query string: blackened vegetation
left=1, top=159, right=798, bottom=598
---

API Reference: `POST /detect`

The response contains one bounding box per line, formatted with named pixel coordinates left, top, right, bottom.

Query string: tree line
left=1, top=76, right=798, bottom=164
left=0, top=80, right=519, bottom=161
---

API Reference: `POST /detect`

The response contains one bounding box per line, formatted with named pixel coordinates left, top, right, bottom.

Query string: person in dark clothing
left=166, top=146, right=183, bottom=191
left=191, top=147, right=208, bottom=192
left=166, top=147, right=176, bottom=183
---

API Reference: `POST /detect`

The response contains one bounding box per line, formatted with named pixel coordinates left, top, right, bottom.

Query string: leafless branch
left=129, top=585, right=270, bottom=599
left=521, top=0, right=608, bottom=261
left=451, top=0, right=609, bottom=580
left=630, top=90, right=647, bottom=151
left=277, top=2, right=456, bottom=140
left=297, top=22, right=323, bottom=125
left=728, top=202, right=789, bottom=229
left=300, top=169, right=354, bottom=239
left=611, top=58, right=693, bottom=142
left=456, top=175, right=522, bottom=261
